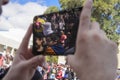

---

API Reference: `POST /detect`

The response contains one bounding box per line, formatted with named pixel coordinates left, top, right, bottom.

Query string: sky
left=0, top=0, right=60, bottom=30
left=10, top=0, right=60, bottom=7
left=0, top=0, right=60, bottom=47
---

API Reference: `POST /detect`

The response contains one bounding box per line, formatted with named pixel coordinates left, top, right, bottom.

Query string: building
left=0, top=29, right=32, bottom=56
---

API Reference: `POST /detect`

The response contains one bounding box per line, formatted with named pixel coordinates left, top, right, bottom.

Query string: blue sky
left=10, top=0, right=60, bottom=7
left=0, top=0, right=62, bottom=46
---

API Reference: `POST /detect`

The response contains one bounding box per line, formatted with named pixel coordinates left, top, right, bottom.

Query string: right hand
left=67, top=0, right=118, bottom=80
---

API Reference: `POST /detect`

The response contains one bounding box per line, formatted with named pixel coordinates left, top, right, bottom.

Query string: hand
left=67, top=0, right=118, bottom=80
left=3, top=24, right=45, bottom=80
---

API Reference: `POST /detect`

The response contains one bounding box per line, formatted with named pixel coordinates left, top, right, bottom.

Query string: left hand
left=3, top=24, right=45, bottom=80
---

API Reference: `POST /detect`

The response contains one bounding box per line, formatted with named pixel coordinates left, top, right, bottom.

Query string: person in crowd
left=64, top=67, right=72, bottom=80
left=70, top=69, right=75, bottom=80
left=49, top=68, right=56, bottom=80
left=35, top=37, right=44, bottom=52
left=60, top=31, right=67, bottom=47
left=0, top=54, right=4, bottom=68
left=56, top=66, right=62, bottom=80
left=59, top=15, right=65, bottom=31
left=3, top=49, right=13, bottom=68
left=61, top=65, right=67, bottom=80
left=31, top=69, right=43, bottom=80
left=37, top=66, right=43, bottom=75
left=43, top=22, right=54, bottom=36
left=0, top=0, right=118, bottom=80
left=44, top=33, right=65, bottom=55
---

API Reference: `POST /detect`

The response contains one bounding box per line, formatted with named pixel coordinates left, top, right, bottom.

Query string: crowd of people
left=0, top=48, right=79, bottom=80
left=33, top=7, right=82, bottom=55
left=0, top=49, right=13, bottom=79
left=0, top=49, right=13, bottom=69
left=0, top=58, right=80, bottom=80
left=36, top=62, right=79, bottom=80
left=1, top=59, right=120, bottom=80
left=0, top=0, right=119, bottom=80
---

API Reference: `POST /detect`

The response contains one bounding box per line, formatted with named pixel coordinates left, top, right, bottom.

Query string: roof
left=0, top=28, right=32, bottom=49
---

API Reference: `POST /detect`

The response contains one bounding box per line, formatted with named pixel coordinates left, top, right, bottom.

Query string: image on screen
left=33, top=7, right=82, bottom=55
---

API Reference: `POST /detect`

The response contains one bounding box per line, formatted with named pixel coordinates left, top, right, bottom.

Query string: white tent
left=58, top=56, right=66, bottom=64
left=0, top=34, right=19, bottom=48
left=0, top=28, right=32, bottom=49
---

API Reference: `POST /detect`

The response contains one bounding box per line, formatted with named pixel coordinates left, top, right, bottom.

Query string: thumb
left=66, top=55, right=74, bottom=68
left=26, top=55, right=45, bottom=69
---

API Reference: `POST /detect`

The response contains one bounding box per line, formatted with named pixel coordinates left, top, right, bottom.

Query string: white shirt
left=43, top=22, right=53, bottom=36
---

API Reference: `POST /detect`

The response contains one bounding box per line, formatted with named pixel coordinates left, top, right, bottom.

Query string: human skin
left=67, top=0, right=118, bottom=80
left=0, top=1, right=45, bottom=80
left=3, top=24, right=45, bottom=80
left=1, top=0, right=118, bottom=80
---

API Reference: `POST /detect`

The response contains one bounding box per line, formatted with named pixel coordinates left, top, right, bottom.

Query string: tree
left=46, top=56, right=58, bottom=63
left=59, top=0, right=84, bottom=10
left=44, top=6, right=59, bottom=14
left=59, top=0, right=120, bottom=43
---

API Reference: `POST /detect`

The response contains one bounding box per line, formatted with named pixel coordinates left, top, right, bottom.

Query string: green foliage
left=44, top=0, right=119, bottom=43
left=89, top=0, right=120, bottom=40
left=58, top=0, right=120, bottom=43
left=44, top=6, right=59, bottom=14
left=92, top=0, right=118, bottom=21
left=59, top=0, right=84, bottom=9
left=46, top=56, right=58, bottom=63
left=102, top=20, right=119, bottom=43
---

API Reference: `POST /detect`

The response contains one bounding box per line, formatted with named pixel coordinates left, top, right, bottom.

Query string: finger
left=79, top=0, right=93, bottom=32
left=91, top=22, right=100, bottom=30
left=25, top=48, right=34, bottom=59
left=19, top=24, right=33, bottom=50
left=100, top=30, right=106, bottom=36
left=66, top=55, right=74, bottom=69
left=26, top=55, right=45, bottom=69
left=42, top=62, right=48, bottom=70
left=100, top=30, right=110, bottom=41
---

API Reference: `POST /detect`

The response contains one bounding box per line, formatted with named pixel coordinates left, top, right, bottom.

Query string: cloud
left=0, top=28, right=27, bottom=48
left=0, top=2, right=48, bottom=30
left=0, top=1, right=48, bottom=47
left=0, top=16, right=13, bottom=31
